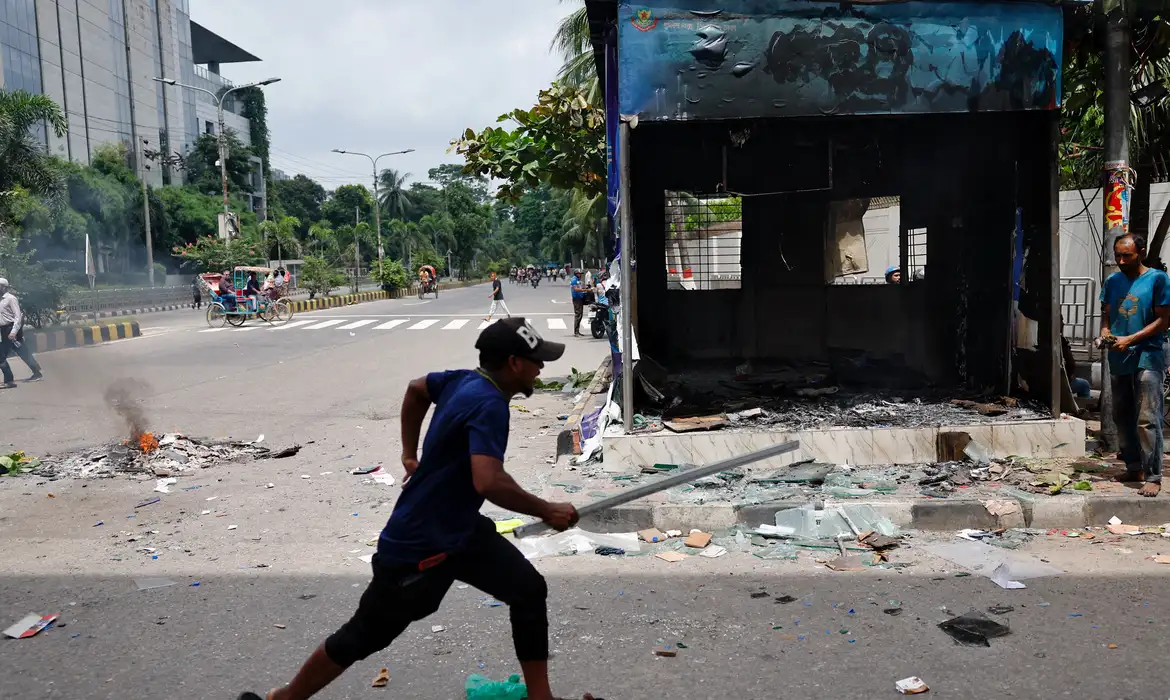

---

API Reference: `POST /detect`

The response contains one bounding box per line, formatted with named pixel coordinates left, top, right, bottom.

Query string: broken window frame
left=664, top=191, right=743, bottom=291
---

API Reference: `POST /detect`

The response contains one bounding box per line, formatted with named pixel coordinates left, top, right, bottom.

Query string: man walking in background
left=1100, top=233, right=1170, bottom=497
left=485, top=271, right=511, bottom=321
left=0, top=278, right=44, bottom=388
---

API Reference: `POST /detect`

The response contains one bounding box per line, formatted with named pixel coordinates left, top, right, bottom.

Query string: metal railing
left=1060, top=277, right=1098, bottom=352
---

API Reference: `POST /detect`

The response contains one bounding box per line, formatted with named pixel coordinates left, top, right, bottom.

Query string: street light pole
left=154, top=76, right=281, bottom=215
left=331, top=148, right=414, bottom=277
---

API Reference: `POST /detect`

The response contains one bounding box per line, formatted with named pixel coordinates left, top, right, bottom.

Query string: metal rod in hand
left=513, top=440, right=801, bottom=539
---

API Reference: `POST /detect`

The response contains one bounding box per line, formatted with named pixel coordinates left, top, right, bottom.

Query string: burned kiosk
left=590, top=0, right=1084, bottom=469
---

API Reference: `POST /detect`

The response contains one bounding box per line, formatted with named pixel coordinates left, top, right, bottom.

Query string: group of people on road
left=0, top=277, right=43, bottom=390
left=193, top=269, right=288, bottom=312
left=485, top=267, right=607, bottom=340
left=509, top=266, right=570, bottom=285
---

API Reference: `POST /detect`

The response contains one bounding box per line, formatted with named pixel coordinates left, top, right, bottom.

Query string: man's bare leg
left=1140, top=482, right=1161, bottom=497
left=269, top=645, right=347, bottom=700
left=520, top=660, right=554, bottom=700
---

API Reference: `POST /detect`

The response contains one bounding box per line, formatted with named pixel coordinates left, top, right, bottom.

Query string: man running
left=485, top=271, right=511, bottom=321
left=238, top=318, right=582, bottom=700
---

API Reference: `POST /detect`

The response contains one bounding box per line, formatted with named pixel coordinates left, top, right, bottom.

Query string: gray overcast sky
left=190, top=0, right=576, bottom=191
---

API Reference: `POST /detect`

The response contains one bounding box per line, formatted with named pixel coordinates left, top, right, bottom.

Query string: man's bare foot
left=1140, top=482, right=1161, bottom=497
left=1116, top=471, right=1145, bottom=483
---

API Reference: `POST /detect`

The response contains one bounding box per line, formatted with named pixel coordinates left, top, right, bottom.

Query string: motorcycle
left=530, top=274, right=541, bottom=288
left=587, top=290, right=610, bottom=339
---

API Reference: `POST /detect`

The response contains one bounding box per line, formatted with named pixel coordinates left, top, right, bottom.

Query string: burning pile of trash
left=31, top=433, right=296, bottom=480
left=29, top=378, right=300, bottom=480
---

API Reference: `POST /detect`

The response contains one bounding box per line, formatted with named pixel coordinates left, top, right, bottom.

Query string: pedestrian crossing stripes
left=197, top=317, right=575, bottom=336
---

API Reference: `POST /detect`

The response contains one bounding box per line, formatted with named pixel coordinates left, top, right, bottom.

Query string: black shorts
left=324, top=517, right=548, bottom=666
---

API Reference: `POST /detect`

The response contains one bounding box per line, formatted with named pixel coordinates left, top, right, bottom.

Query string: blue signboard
left=618, top=1, right=1063, bottom=121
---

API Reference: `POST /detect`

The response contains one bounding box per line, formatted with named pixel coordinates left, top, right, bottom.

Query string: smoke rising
left=104, top=378, right=153, bottom=440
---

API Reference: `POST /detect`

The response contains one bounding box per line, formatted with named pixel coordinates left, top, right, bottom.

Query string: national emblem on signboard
left=631, top=8, right=658, bottom=32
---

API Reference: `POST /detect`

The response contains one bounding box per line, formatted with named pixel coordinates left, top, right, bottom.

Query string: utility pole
left=331, top=148, right=415, bottom=279
left=355, top=205, right=361, bottom=293
left=1099, top=4, right=1131, bottom=450
left=140, top=138, right=155, bottom=287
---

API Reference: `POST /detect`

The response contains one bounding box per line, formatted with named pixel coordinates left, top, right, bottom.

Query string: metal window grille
left=907, top=227, right=928, bottom=280
left=1059, top=277, right=1098, bottom=352
left=664, top=192, right=743, bottom=291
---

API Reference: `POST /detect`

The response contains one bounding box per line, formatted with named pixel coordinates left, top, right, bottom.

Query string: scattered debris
left=895, top=677, right=930, bottom=695
left=153, top=477, right=177, bottom=493
left=774, top=595, right=797, bottom=604
left=655, top=551, right=688, bottom=563
left=274, top=623, right=287, bottom=629
left=638, top=528, right=668, bottom=543
left=665, top=414, right=729, bottom=433
left=594, top=546, right=625, bottom=556
left=269, top=445, right=303, bottom=459
left=372, top=668, right=390, bottom=688
left=938, top=612, right=1011, bottom=647
left=34, top=434, right=283, bottom=479
left=4, top=613, right=58, bottom=639
left=654, top=646, right=678, bottom=657
left=699, top=545, right=727, bottom=558
left=465, top=674, right=526, bottom=700
left=135, top=496, right=160, bottom=509
left=431, top=625, right=445, bottom=633
left=1107, top=523, right=1142, bottom=535
left=684, top=531, right=713, bottom=549
left=135, top=578, right=177, bottom=591
left=750, top=591, right=770, bottom=599
left=987, top=605, right=1014, bottom=615
left=495, top=519, right=525, bottom=535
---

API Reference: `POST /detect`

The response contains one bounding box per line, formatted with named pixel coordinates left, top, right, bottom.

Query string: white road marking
left=269, top=320, right=314, bottom=331
left=199, top=328, right=228, bottom=333
left=546, top=318, right=567, bottom=330
left=374, top=319, right=410, bottom=330
left=230, top=326, right=259, bottom=332
left=442, top=319, right=469, bottom=330
left=304, top=320, right=347, bottom=330
left=338, top=319, right=378, bottom=330
left=403, top=301, right=432, bottom=307
left=478, top=321, right=492, bottom=330
left=408, top=319, right=439, bottom=330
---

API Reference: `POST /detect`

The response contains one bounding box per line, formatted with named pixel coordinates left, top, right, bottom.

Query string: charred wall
left=630, top=110, right=1057, bottom=393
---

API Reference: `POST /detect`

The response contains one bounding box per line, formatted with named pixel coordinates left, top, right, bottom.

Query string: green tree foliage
left=0, top=230, right=68, bottom=328
left=299, top=254, right=345, bottom=298
left=0, top=90, right=68, bottom=217
left=185, top=131, right=254, bottom=196
left=427, top=164, right=490, bottom=204
left=171, top=233, right=265, bottom=272
left=373, top=258, right=409, bottom=290
left=321, top=184, right=374, bottom=229
left=270, top=175, right=326, bottom=237
left=259, top=215, right=302, bottom=264
left=452, top=83, right=605, bottom=203
left=236, top=87, right=271, bottom=183
left=550, top=0, right=600, bottom=104
left=378, top=168, right=411, bottom=220
left=405, top=182, right=445, bottom=222
left=413, top=247, right=445, bottom=276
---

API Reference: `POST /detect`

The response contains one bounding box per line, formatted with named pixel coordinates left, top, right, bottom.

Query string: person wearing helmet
left=884, top=266, right=902, bottom=284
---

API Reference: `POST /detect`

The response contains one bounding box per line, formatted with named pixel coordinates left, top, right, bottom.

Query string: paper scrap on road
left=372, top=668, right=390, bottom=688
left=4, top=613, right=58, bottom=639
left=495, top=518, right=525, bottom=534
left=925, top=540, right=1063, bottom=589
left=655, top=551, right=688, bottom=563
left=1109, top=515, right=1123, bottom=525
left=135, top=577, right=178, bottom=591
left=699, top=545, right=727, bottom=558
left=372, top=473, right=395, bottom=486
left=895, top=677, right=929, bottom=694
left=154, top=477, right=177, bottom=493
left=359, top=554, right=374, bottom=564
left=431, top=625, right=445, bottom=633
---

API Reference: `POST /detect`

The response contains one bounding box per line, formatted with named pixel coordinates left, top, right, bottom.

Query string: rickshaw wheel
left=271, top=299, right=293, bottom=324
left=418, top=285, right=425, bottom=300
left=206, top=303, right=227, bottom=327
left=227, top=309, right=246, bottom=327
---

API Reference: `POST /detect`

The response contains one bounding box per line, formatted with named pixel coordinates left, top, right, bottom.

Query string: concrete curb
left=572, top=495, right=1170, bottom=534
left=26, top=320, right=141, bottom=354
left=288, top=290, right=389, bottom=313
left=556, top=356, right=613, bottom=458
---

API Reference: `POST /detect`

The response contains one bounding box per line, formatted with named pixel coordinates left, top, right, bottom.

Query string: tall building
left=0, top=0, right=265, bottom=214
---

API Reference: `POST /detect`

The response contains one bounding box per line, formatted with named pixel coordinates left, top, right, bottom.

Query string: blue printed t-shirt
left=570, top=275, right=584, bottom=301
left=1100, top=268, right=1170, bottom=375
left=378, top=370, right=509, bottom=563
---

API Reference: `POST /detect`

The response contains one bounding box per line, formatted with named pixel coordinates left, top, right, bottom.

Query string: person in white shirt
left=0, top=278, right=43, bottom=388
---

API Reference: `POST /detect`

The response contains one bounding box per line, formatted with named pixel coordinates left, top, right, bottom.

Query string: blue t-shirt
left=378, top=370, right=509, bottom=563
left=1101, top=268, right=1170, bottom=375
left=570, top=275, right=584, bottom=300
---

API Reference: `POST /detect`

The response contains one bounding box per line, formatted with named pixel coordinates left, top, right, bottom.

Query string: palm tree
left=550, top=1, right=601, bottom=104
left=377, top=168, right=411, bottom=221
left=259, top=215, right=302, bottom=265
left=560, top=188, right=606, bottom=261
left=0, top=90, right=68, bottom=212
left=418, top=213, right=455, bottom=253
left=307, top=221, right=337, bottom=257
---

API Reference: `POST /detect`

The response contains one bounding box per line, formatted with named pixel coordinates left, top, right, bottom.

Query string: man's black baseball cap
left=476, top=318, right=565, bottom=363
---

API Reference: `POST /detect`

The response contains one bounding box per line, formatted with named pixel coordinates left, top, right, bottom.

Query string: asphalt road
left=1, top=278, right=605, bottom=457
left=6, top=279, right=1170, bottom=699
left=2, top=540, right=1168, bottom=700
